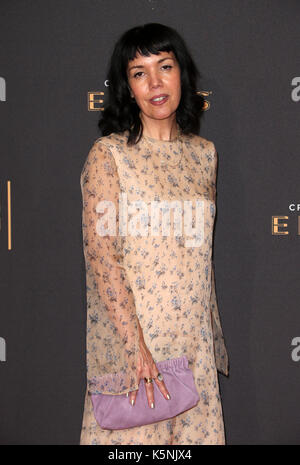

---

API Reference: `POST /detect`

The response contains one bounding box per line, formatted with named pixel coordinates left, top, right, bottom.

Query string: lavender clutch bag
left=91, top=355, right=199, bottom=430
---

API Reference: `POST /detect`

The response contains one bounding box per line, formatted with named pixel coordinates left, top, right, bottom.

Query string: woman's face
left=127, top=51, right=181, bottom=122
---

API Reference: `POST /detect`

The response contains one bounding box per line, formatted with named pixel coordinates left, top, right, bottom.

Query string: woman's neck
left=140, top=114, right=178, bottom=141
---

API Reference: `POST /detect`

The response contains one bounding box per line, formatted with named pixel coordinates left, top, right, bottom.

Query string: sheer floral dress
left=79, top=130, right=229, bottom=445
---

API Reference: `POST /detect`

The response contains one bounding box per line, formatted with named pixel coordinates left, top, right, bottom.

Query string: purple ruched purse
left=90, top=355, right=199, bottom=430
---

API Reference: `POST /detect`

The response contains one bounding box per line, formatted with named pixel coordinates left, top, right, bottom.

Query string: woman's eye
left=133, top=71, right=144, bottom=78
left=133, top=65, right=172, bottom=78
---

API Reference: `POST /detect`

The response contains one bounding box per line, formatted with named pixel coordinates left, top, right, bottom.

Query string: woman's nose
left=149, top=72, right=162, bottom=88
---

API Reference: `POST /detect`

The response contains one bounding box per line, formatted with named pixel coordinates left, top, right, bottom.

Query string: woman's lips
left=149, top=95, right=169, bottom=106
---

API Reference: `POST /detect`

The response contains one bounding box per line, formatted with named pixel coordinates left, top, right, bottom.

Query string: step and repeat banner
left=0, top=0, right=299, bottom=445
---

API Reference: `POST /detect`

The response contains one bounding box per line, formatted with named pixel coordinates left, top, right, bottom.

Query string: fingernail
left=126, top=392, right=129, bottom=397
left=151, top=402, right=155, bottom=409
left=131, top=399, right=135, bottom=406
left=166, top=393, right=171, bottom=400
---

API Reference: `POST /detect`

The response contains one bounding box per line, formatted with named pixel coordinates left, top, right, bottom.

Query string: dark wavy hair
left=98, top=23, right=204, bottom=145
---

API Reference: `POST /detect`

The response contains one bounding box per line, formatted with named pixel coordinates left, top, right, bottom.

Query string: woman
left=80, top=23, right=229, bottom=445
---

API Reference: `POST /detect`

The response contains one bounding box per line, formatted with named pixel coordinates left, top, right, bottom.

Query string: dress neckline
left=141, top=131, right=180, bottom=144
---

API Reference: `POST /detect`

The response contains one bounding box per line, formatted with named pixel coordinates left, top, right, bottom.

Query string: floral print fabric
left=79, top=130, right=229, bottom=445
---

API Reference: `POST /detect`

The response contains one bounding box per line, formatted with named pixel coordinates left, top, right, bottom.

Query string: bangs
left=126, top=41, right=173, bottom=62
left=121, top=24, right=177, bottom=65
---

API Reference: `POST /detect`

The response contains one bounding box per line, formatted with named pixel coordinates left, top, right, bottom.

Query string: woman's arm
left=81, top=141, right=140, bottom=345
left=80, top=141, right=141, bottom=393
left=210, top=261, right=229, bottom=376
left=210, top=144, right=229, bottom=376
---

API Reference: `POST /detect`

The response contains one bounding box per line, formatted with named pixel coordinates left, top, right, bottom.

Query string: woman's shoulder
left=91, top=131, right=130, bottom=153
left=80, top=132, right=128, bottom=182
left=184, top=132, right=216, bottom=154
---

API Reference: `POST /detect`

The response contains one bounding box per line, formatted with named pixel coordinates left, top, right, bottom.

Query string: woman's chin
left=148, top=109, right=176, bottom=120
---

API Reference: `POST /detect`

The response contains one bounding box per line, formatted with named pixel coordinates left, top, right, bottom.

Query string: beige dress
left=79, top=130, right=229, bottom=445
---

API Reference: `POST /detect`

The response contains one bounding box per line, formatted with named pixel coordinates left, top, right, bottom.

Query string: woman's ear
left=127, top=84, right=134, bottom=99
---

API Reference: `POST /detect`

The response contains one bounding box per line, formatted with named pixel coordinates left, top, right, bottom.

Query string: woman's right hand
left=128, top=325, right=171, bottom=408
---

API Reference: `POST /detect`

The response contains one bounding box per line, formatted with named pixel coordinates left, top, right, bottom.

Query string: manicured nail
left=126, top=392, right=129, bottom=397
left=151, top=402, right=155, bottom=409
left=131, top=399, right=135, bottom=406
left=166, top=393, right=171, bottom=400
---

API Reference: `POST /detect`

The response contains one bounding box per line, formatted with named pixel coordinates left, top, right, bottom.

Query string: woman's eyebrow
left=128, top=57, right=174, bottom=72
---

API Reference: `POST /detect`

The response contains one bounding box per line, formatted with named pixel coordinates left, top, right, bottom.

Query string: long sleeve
left=210, top=144, right=229, bottom=376
left=80, top=140, right=140, bottom=395
left=210, top=261, right=229, bottom=376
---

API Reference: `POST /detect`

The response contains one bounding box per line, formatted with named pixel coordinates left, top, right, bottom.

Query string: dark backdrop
left=0, top=0, right=300, bottom=445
